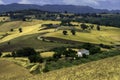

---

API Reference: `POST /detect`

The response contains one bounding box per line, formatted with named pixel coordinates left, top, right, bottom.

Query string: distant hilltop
left=0, top=3, right=120, bottom=13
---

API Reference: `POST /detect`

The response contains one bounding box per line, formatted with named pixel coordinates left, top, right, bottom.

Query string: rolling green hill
left=0, top=20, right=120, bottom=52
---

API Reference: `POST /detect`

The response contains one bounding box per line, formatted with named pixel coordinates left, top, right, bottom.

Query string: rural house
left=77, top=49, right=90, bottom=57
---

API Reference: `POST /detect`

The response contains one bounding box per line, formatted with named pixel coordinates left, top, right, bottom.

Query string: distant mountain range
left=0, top=3, right=120, bottom=13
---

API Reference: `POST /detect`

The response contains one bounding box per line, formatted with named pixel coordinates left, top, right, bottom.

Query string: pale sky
left=0, top=0, right=120, bottom=10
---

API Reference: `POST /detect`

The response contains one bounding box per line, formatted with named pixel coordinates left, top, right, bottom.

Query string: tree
left=19, top=28, right=22, bottom=33
left=80, top=23, right=88, bottom=30
left=97, top=25, right=100, bottom=31
left=28, top=54, right=43, bottom=63
left=0, top=51, right=2, bottom=57
left=71, top=29, right=76, bottom=35
left=63, top=30, right=68, bottom=35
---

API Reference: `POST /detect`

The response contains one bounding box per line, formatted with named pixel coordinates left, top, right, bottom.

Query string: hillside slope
left=0, top=60, right=32, bottom=80
left=29, top=55, right=120, bottom=80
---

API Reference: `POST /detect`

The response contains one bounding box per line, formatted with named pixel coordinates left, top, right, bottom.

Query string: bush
left=15, top=47, right=37, bottom=57
left=89, top=46, right=101, bottom=55
left=28, top=54, right=43, bottom=63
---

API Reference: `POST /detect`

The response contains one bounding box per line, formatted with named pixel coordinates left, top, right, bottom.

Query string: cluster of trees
left=11, top=47, right=43, bottom=63
left=82, top=43, right=101, bottom=55
left=10, top=28, right=22, bottom=33
left=63, top=29, right=76, bottom=35
left=76, top=14, right=120, bottom=28
left=80, top=23, right=100, bottom=31
left=52, top=47, right=77, bottom=61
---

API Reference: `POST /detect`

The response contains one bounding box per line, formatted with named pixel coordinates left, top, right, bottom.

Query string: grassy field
left=44, top=25, right=120, bottom=45
left=28, top=55, right=120, bottom=80
left=0, top=33, right=70, bottom=52
left=0, top=20, right=119, bottom=52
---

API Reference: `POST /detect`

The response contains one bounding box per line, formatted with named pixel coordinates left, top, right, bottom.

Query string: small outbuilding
left=77, top=49, right=90, bottom=57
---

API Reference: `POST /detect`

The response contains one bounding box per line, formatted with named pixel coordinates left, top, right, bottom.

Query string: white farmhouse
left=77, top=49, right=90, bottom=57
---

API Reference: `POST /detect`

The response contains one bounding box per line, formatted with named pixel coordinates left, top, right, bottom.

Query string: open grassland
left=0, top=20, right=60, bottom=43
left=28, top=55, right=120, bottom=80
left=0, top=20, right=60, bottom=32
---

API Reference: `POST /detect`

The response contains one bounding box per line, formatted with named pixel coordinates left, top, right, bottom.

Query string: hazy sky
left=0, top=0, right=120, bottom=10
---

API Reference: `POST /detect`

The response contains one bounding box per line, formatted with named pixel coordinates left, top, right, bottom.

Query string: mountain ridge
left=0, top=3, right=120, bottom=13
